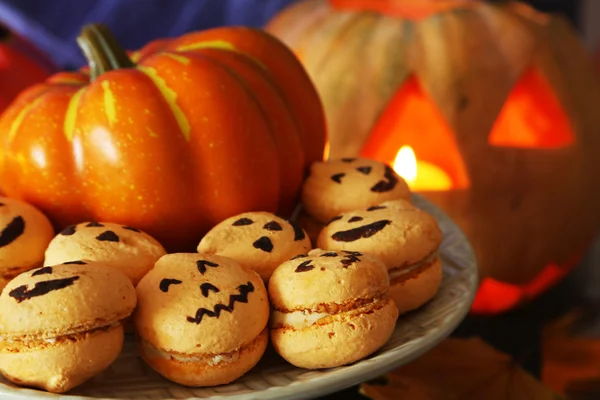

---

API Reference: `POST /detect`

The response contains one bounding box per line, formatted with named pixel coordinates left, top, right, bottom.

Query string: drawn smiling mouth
left=186, top=282, right=255, bottom=324
left=331, top=220, right=392, bottom=242
left=9, top=276, right=80, bottom=303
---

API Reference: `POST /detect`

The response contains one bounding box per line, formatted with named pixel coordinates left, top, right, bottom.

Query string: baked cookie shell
left=138, top=328, right=268, bottom=387
left=270, top=297, right=398, bottom=369
left=0, top=324, right=124, bottom=393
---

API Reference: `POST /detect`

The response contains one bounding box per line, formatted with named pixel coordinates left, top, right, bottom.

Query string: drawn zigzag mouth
left=187, top=282, right=255, bottom=324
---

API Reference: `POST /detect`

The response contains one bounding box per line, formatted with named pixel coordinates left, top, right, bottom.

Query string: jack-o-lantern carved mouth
left=8, top=264, right=84, bottom=303
left=186, top=282, right=255, bottom=325
left=331, top=220, right=391, bottom=242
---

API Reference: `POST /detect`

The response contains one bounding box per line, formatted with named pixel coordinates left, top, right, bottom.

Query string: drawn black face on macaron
left=7, top=261, right=88, bottom=303
left=157, top=256, right=260, bottom=325
left=320, top=199, right=420, bottom=245
left=290, top=250, right=364, bottom=273
left=310, top=158, right=409, bottom=194
left=198, top=212, right=311, bottom=257
left=59, top=221, right=143, bottom=244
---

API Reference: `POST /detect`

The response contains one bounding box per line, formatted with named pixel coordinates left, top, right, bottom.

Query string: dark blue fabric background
left=0, top=0, right=297, bottom=70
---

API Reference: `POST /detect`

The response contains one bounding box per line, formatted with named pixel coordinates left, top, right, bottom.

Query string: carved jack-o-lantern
left=266, top=0, right=600, bottom=313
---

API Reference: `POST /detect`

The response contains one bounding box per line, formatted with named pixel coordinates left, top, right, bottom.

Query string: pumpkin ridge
left=136, top=65, right=191, bottom=141
left=192, top=48, right=305, bottom=214
left=7, top=95, right=46, bottom=144
left=63, top=87, right=85, bottom=142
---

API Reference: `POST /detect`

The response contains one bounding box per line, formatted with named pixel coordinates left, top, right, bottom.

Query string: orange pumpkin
left=266, top=0, right=600, bottom=313
left=0, top=24, right=327, bottom=252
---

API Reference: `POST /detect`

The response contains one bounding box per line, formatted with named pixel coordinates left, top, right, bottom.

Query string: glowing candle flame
left=392, top=145, right=453, bottom=191
left=393, top=145, right=417, bottom=185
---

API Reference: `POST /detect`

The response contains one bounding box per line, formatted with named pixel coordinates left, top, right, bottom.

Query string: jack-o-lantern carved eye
left=488, top=68, right=574, bottom=149
left=361, top=68, right=575, bottom=191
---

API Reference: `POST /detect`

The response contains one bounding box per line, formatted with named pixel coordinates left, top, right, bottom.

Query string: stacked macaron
left=268, top=249, right=398, bottom=368
left=317, top=199, right=443, bottom=315
left=0, top=261, right=136, bottom=393
left=298, top=158, right=411, bottom=243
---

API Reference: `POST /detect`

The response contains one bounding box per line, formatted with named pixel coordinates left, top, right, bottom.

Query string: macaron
left=134, top=253, right=269, bottom=387
left=197, top=212, right=311, bottom=281
left=0, top=197, right=54, bottom=289
left=301, top=158, right=410, bottom=224
left=0, top=260, right=136, bottom=393
left=44, top=222, right=166, bottom=286
left=268, top=249, right=398, bottom=369
left=317, top=199, right=443, bottom=315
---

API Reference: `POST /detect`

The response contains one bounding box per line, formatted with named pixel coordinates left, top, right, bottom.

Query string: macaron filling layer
left=138, top=332, right=265, bottom=367
left=271, top=295, right=388, bottom=330
left=388, top=251, right=439, bottom=281
left=0, top=321, right=122, bottom=350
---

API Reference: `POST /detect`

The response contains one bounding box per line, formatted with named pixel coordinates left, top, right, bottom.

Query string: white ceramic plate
left=0, top=194, right=478, bottom=400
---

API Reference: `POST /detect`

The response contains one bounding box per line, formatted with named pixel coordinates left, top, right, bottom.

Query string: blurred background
left=0, top=0, right=593, bottom=69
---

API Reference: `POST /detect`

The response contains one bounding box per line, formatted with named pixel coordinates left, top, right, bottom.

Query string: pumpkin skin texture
left=0, top=26, right=327, bottom=252
left=0, top=24, right=56, bottom=112
left=266, top=0, right=600, bottom=313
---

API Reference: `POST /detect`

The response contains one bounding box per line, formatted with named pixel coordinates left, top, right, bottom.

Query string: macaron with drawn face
left=301, top=158, right=411, bottom=224
left=134, top=253, right=269, bottom=387
left=197, top=212, right=311, bottom=281
left=44, top=222, right=166, bottom=286
left=268, top=249, right=398, bottom=369
left=0, top=260, right=136, bottom=393
left=317, top=199, right=443, bottom=315
left=0, top=197, right=54, bottom=289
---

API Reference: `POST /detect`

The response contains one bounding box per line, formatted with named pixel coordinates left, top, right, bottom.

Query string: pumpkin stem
left=76, top=23, right=134, bottom=80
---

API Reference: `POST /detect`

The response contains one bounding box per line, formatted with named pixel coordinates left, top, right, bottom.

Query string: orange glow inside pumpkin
left=489, top=68, right=574, bottom=148
left=361, top=75, right=470, bottom=190
left=360, top=67, right=578, bottom=314
left=361, top=67, right=575, bottom=194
